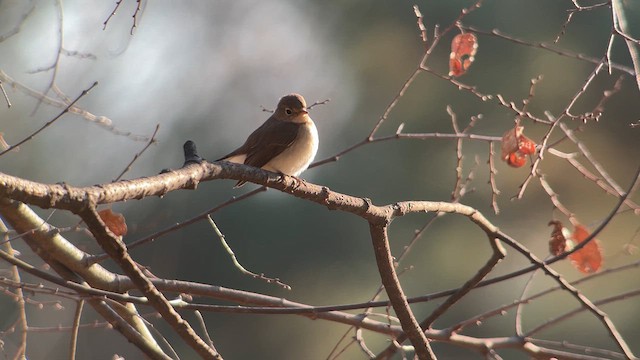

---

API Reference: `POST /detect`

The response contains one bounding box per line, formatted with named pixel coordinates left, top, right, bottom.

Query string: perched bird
left=217, top=93, right=319, bottom=187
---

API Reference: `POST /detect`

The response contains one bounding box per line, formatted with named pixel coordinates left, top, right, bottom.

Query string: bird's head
left=275, top=93, right=309, bottom=123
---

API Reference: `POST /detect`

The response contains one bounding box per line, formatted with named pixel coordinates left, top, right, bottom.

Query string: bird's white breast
left=263, top=120, right=318, bottom=176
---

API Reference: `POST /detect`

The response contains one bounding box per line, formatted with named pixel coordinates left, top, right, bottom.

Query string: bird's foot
left=276, top=173, right=306, bottom=190
left=289, top=175, right=307, bottom=189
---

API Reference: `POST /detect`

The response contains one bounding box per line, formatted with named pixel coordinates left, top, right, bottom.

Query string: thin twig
left=113, top=124, right=160, bottom=182
left=526, top=288, right=640, bottom=337
left=0, top=70, right=149, bottom=141
left=90, top=186, right=268, bottom=263
left=413, top=5, right=428, bottom=47
left=421, top=66, right=552, bottom=125
left=195, top=310, right=215, bottom=349
left=69, top=300, right=84, bottom=360
left=310, top=129, right=501, bottom=169
left=137, top=316, right=181, bottom=360
left=530, top=338, right=625, bottom=360
left=520, top=75, right=543, bottom=119
left=539, top=173, right=576, bottom=219
left=0, top=221, right=27, bottom=359
left=355, top=328, right=376, bottom=358
left=515, top=60, right=606, bottom=199
left=29, top=0, right=64, bottom=115
left=460, top=25, right=635, bottom=76
left=306, top=98, right=330, bottom=110
left=448, top=106, right=464, bottom=201
left=558, top=122, right=626, bottom=194
left=131, top=0, right=144, bottom=35
left=451, top=260, right=640, bottom=336
left=549, top=149, right=640, bottom=212
left=0, top=82, right=98, bottom=157
left=206, top=215, right=291, bottom=290
left=0, top=80, right=10, bottom=108
left=421, top=237, right=505, bottom=328
left=488, top=142, right=500, bottom=214
left=514, top=266, right=541, bottom=336
left=103, top=0, right=124, bottom=30
left=554, top=10, right=575, bottom=43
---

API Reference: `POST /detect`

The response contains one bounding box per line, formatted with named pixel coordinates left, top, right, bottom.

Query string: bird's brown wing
left=217, top=117, right=300, bottom=186
left=244, top=120, right=301, bottom=168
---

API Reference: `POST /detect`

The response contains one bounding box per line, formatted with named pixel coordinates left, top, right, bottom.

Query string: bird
left=216, top=93, right=319, bottom=187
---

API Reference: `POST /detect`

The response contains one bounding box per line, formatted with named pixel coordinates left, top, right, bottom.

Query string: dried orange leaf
left=507, top=152, right=526, bottom=168
left=501, top=126, right=522, bottom=161
left=548, top=220, right=568, bottom=256
left=449, top=33, right=478, bottom=77
left=518, top=134, right=536, bottom=155
left=568, top=224, right=602, bottom=273
left=501, top=126, right=537, bottom=168
left=98, top=209, right=128, bottom=237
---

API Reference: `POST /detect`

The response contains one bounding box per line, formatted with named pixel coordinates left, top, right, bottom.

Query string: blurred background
left=0, top=0, right=639, bottom=359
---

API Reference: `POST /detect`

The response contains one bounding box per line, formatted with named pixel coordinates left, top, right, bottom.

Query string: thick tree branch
left=0, top=198, right=124, bottom=289
left=0, top=155, right=511, bottom=357
left=77, top=205, right=221, bottom=359
left=3, top=150, right=633, bottom=359
left=369, top=223, right=435, bottom=359
left=0, top=215, right=168, bottom=359
left=90, top=299, right=171, bottom=360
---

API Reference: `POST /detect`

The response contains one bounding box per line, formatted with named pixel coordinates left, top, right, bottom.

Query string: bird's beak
left=300, top=109, right=309, bottom=115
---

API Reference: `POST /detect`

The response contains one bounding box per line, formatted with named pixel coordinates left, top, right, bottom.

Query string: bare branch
left=460, top=26, right=635, bottom=76
left=113, top=124, right=160, bottom=182
left=194, top=310, right=216, bottom=350
left=368, top=224, right=435, bottom=360
left=0, top=82, right=98, bottom=157
left=413, top=5, right=428, bottom=46
left=0, top=71, right=149, bottom=141
left=612, top=0, right=640, bottom=91
left=103, top=0, right=124, bottom=30
left=69, top=300, right=84, bottom=360
left=78, top=205, right=221, bottom=359
left=488, top=142, right=500, bottom=214
left=206, top=215, right=291, bottom=290
left=0, top=80, right=10, bottom=108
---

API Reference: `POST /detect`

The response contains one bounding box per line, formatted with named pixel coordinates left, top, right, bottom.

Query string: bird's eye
left=285, top=108, right=293, bottom=115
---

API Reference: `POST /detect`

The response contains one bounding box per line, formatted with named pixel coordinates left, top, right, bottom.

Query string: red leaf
left=449, top=33, right=478, bottom=77
left=507, top=152, right=526, bottom=168
left=518, top=135, right=536, bottom=155
left=98, top=209, right=128, bottom=237
left=501, top=126, right=537, bottom=168
left=568, top=224, right=603, bottom=273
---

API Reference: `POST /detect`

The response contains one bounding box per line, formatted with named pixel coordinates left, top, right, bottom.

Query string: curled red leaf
left=518, top=135, right=536, bottom=155
left=507, top=152, right=526, bottom=168
left=98, top=209, right=128, bottom=237
left=449, top=33, right=478, bottom=77
left=568, top=224, right=603, bottom=273
left=501, top=126, right=537, bottom=168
